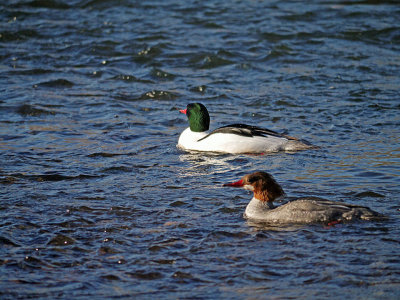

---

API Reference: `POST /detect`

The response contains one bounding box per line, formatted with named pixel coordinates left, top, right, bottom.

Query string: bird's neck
left=254, top=190, right=275, bottom=205
left=252, top=197, right=275, bottom=209
left=245, top=197, right=275, bottom=219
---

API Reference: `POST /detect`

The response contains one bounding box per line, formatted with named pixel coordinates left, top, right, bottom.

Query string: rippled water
left=1, top=0, right=400, bottom=298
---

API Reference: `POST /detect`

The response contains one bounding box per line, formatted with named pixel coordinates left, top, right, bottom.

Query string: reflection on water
left=178, top=152, right=241, bottom=177
left=245, top=220, right=308, bottom=232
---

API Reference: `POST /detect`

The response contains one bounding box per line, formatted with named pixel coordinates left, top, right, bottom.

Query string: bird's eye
left=248, top=176, right=259, bottom=183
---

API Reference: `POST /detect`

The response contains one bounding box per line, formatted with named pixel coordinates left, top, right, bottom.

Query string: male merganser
left=177, top=103, right=314, bottom=154
left=223, top=171, right=385, bottom=224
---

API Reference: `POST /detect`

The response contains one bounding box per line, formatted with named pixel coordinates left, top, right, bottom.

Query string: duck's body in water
left=224, top=172, right=386, bottom=224
left=178, top=103, right=315, bottom=154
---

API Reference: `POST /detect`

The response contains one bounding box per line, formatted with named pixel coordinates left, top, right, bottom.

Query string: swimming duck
left=223, top=171, right=385, bottom=224
left=178, top=103, right=313, bottom=154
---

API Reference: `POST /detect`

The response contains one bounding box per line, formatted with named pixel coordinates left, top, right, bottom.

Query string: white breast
left=177, top=127, right=289, bottom=154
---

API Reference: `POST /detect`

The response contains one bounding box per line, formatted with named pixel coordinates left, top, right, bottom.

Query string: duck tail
left=285, top=139, right=319, bottom=151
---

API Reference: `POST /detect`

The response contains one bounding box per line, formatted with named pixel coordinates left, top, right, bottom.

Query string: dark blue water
left=1, top=0, right=400, bottom=298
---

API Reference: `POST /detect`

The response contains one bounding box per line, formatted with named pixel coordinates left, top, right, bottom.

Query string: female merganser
left=223, top=171, right=385, bottom=224
left=177, top=103, right=314, bottom=154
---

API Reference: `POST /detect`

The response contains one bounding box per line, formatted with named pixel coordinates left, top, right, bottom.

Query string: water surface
left=1, top=0, right=400, bottom=298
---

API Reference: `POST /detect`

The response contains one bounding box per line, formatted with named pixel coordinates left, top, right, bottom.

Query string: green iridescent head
left=181, top=103, right=210, bottom=132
